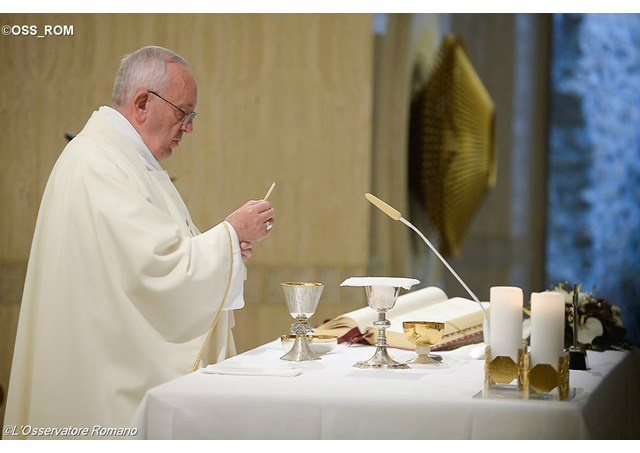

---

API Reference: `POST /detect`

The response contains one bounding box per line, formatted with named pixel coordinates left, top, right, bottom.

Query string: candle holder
left=484, top=345, right=528, bottom=394
left=477, top=347, right=579, bottom=401
left=526, top=351, right=570, bottom=400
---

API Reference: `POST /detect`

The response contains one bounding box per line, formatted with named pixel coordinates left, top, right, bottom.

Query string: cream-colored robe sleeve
left=4, top=112, right=239, bottom=437
left=76, top=151, right=230, bottom=341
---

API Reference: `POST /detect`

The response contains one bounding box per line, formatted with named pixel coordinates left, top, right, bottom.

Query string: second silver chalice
left=280, top=282, right=324, bottom=362
left=341, top=277, right=419, bottom=369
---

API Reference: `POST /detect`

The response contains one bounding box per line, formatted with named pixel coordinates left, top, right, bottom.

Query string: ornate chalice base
left=280, top=282, right=324, bottom=362
left=403, top=321, right=445, bottom=365
left=354, top=347, right=410, bottom=369
left=354, top=286, right=409, bottom=369
left=409, top=346, right=442, bottom=364
left=280, top=317, right=320, bottom=361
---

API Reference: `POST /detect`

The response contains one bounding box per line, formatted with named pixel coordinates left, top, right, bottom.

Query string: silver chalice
left=341, top=277, right=419, bottom=369
left=280, top=282, right=324, bottom=362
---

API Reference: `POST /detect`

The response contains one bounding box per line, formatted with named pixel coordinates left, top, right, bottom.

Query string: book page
left=315, top=286, right=448, bottom=333
left=361, top=297, right=489, bottom=349
left=388, top=297, right=489, bottom=335
left=386, top=287, right=449, bottom=320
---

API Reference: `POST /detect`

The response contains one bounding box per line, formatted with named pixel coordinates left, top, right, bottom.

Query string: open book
left=314, top=287, right=489, bottom=351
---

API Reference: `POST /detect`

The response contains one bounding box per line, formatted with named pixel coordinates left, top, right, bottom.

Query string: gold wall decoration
left=409, top=35, right=496, bottom=257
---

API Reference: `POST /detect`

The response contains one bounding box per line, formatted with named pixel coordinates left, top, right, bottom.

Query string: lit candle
left=489, top=286, right=523, bottom=361
left=530, top=291, right=565, bottom=369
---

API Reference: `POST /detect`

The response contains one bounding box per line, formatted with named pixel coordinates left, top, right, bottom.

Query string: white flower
left=579, top=293, right=589, bottom=307
left=551, top=287, right=589, bottom=307
left=553, top=288, right=572, bottom=304
left=522, top=315, right=604, bottom=346
left=612, top=306, right=625, bottom=328
left=577, top=317, right=604, bottom=345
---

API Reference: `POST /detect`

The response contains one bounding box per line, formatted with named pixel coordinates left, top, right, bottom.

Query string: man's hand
left=225, top=200, right=275, bottom=243
left=240, top=241, right=252, bottom=263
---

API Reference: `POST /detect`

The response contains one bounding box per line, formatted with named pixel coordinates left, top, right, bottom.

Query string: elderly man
left=4, top=46, right=274, bottom=438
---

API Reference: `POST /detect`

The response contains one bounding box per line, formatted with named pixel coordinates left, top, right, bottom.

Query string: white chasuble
left=4, top=111, right=244, bottom=438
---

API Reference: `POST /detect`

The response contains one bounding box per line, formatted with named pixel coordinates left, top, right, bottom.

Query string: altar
left=132, top=341, right=639, bottom=439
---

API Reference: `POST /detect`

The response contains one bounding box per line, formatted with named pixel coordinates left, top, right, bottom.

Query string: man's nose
left=181, top=121, right=193, bottom=134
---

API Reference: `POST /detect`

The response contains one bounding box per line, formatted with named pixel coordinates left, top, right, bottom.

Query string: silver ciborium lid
left=280, top=282, right=324, bottom=362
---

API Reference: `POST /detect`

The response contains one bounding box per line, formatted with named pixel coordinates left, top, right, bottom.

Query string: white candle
left=489, top=286, right=523, bottom=361
left=530, top=291, right=565, bottom=369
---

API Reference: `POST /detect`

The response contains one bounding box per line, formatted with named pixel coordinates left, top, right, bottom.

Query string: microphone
left=365, top=193, right=489, bottom=357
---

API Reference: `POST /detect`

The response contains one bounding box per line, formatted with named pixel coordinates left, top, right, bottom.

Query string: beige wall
left=0, top=13, right=373, bottom=423
left=370, top=14, right=443, bottom=281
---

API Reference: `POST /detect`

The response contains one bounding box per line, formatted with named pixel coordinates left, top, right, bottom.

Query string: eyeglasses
left=149, top=90, right=197, bottom=126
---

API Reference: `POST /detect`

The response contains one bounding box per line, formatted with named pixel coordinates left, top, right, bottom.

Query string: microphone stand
left=366, top=193, right=489, bottom=359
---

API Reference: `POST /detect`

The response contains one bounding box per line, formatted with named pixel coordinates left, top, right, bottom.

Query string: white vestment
left=4, top=109, right=245, bottom=438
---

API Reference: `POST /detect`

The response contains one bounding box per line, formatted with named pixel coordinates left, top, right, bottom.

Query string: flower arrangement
left=523, top=282, right=637, bottom=352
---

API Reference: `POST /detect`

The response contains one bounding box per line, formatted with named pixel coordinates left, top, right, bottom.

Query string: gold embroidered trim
left=191, top=222, right=234, bottom=371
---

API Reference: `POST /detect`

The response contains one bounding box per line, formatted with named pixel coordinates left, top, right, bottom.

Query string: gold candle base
left=526, top=351, right=570, bottom=400
left=484, top=345, right=528, bottom=392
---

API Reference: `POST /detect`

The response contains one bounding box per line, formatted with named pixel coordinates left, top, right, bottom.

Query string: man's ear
left=132, top=90, right=150, bottom=124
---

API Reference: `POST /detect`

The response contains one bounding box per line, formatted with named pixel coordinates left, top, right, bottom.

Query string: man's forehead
left=166, top=62, right=197, bottom=107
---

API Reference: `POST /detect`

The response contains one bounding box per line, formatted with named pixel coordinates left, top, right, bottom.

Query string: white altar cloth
left=132, top=341, right=640, bottom=439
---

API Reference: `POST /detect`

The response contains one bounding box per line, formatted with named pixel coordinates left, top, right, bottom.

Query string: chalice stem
left=376, top=313, right=388, bottom=347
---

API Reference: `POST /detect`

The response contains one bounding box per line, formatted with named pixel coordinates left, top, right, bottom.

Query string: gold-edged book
left=314, top=287, right=489, bottom=351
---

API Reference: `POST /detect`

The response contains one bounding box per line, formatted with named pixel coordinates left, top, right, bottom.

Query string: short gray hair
left=111, top=46, right=189, bottom=106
